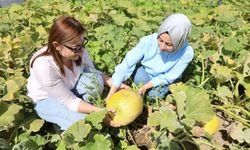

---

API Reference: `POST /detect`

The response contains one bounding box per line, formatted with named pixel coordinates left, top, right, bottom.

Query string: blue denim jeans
left=132, top=66, right=169, bottom=99
left=34, top=72, right=103, bottom=130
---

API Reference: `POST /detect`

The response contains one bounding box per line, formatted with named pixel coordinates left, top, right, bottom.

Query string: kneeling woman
left=27, top=16, right=124, bottom=130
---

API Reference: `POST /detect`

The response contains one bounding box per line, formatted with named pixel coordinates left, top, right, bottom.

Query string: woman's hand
left=103, top=108, right=121, bottom=127
left=138, top=82, right=153, bottom=95
left=106, top=85, right=118, bottom=101
left=120, top=83, right=130, bottom=90
left=106, top=83, right=131, bottom=100
left=138, top=86, right=147, bottom=95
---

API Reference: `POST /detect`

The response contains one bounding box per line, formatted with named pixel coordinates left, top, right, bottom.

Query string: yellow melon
left=203, top=115, right=220, bottom=135
left=106, top=89, right=143, bottom=126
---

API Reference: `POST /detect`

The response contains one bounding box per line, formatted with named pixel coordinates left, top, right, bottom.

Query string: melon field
left=0, top=0, right=249, bottom=149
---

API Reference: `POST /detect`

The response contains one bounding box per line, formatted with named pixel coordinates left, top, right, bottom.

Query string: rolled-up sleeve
left=32, top=58, right=81, bottom=112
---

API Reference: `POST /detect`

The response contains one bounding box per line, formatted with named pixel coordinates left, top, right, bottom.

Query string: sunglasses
left=64, top=37, right=88, bottom=53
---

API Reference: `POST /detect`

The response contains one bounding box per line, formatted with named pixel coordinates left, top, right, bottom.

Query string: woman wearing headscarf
left=107, top=13, right=194, bottom=100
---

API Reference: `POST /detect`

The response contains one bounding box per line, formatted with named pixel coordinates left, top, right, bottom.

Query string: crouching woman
left=27, top=16, right=122, bottom=130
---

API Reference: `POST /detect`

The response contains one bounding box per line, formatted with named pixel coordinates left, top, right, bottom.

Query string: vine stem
left=198, top=77, right=210, bottom=88
left=234, top=80, right=241, bottom=103
left=198, top=52, right=205, bottom=85
left=126, top=127, right=137, bottom=146
left=195, top=139, right=224, bottom=150
left=223, top=104, right=250, bottom=117
left=212, top=105, right=250, bottom=127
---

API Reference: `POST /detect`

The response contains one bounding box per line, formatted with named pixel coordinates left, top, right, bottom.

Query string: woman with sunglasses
left=27, top=16, right=125, bottom=130
left=107, top=13, right=194, bottom=100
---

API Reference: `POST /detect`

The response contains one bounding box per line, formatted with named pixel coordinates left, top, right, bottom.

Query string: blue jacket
left=112, top=33, right=194, bottom=87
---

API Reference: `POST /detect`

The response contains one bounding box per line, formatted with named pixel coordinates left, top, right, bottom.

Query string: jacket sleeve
left=150, top=47, right=194, bottom=87
left=112, top=38, right=146, bottom=87
left=32, top=58, right=81, bottom=112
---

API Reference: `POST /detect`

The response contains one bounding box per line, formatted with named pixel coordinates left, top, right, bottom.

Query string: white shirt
left=27, top=46, right=99, bottom=112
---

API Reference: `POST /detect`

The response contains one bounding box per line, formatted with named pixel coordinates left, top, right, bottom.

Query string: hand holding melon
left=106, top=89, right=143, bottom=126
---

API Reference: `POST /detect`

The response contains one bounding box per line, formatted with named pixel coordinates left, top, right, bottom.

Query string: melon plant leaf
left=172, top=91, right=186, bottom=118
left=23, top=118, right=44, bottom=133
left=35, top=25, right=47, bottom=39
left=85, top=109, right=107, bottom=130
left=181, top=118, right=196, bottom=127
left=224, top=37, right=244, bottom=52
left=132, top=19, right=151, bottom=32
left=243, top=54, right=250, bottom=77
left=213, top=5, right=238, bottom=22
left=80, top=134, right=112, bottom=150
left=0, top=138, right=10, bottom=150
left=217, top=86, right=234, bottom=100
left=148, top=107, right=182, bottom=132
left=170, top=83, right=214, bottom=123
left=200, top=50, right=218, bottom=59
left=0, top=103, right=23, bottom=130
left=1, top=76, right=26, bottom=101
left=210, top=64, right=233, bottom=83
left=13, top=133, right=47, bottom=149
left=185, top=87, right=215, bottom=123
left=169, top=82, right=188, bottom=93
left=243, top=128, right=250, bottom=143
left=229, top=123, right=245, bottom=143
left=64, top=120, right=92, bottom=142
left=110, top=12, right=129, bottom=26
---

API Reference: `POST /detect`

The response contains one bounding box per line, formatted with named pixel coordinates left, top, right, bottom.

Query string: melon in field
left=203, top=115, right=220, bottom=135
left=106, top=89, right=143, bottom=126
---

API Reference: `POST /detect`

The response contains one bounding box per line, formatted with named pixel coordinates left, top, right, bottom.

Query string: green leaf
left=1, top=76, right=26, bottom=101
left=213, top=5, right=238, bottom=22
left=0, top=138, right=11, bottom=150
left=169, top=83, right=188, bottom=93
left=185, top=87, right=215, bottom=123
left=217, top=86, right=233, bottom=100
left=80, top=134, right=112, bottom=150
left=56, top=140, right=67, bottom=150
left=243, top=54, right=250, bottom=77
left=190, top=13, right=206, bottom=26
left=200, top=50, right=218, bottom=59
left=210, top=64, right=233, bottom=83
left=85, top=108, right=107, bottom=130
left=172, top=91, right=186, bottom=118
left=230, top=123, right=245, bottom=143
left=243, top=128, right=250, bottom=143
left=0, top=103, right=23, bottom=130
left=50, top=134, right=61, bottom=143
left=13, top=133, right=47, bottom=149
left=182, top=118, right=196, bottom=127
left=125, top=145, right=139, bottom=150
left=23, top=119, right=44, bottom=133
left=132, top=19, right=151, bottom=32
left=170, top=83, right=215, bottom=124
left=148, top=107, right=182, bottom=132
left=36, top=25, right=47, bottom=38
left=224, top=37, right=244, bottom=52
left=110, top=12, right=129, bottom=26
left=64, top=120, right=92, bottom=142
left=8, top=4, right=23, bottom=13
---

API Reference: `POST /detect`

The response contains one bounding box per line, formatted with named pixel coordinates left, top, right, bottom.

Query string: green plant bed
left=0, top=0, right=249, bottom=149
